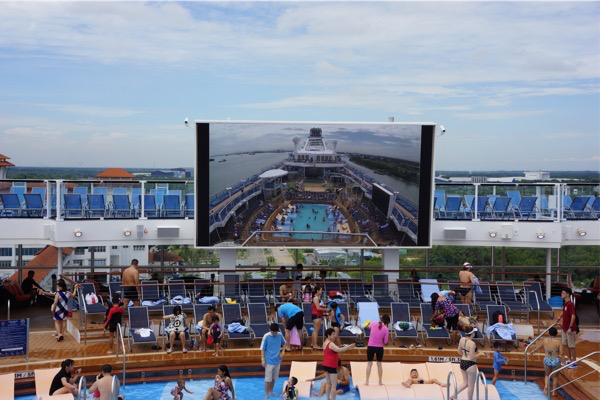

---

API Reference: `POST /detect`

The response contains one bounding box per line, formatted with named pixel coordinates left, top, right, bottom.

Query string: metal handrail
left=111, top=375, right=120, bottom=400
left=476, top=370, right=488, bottom=400
left=116, top=323, right=126, bottom=388
left=77, top=376, right=87, bottom=399
left=446, top=370, right=458, bottom=400
left=547, top=351, right=600, bottom=399
left=7, top=299, right=10, bottom=320
left=523, top=324, right=556, bottom=383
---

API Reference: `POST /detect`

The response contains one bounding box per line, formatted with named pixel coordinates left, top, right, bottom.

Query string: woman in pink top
left=365, top=315, right=390, bottom=386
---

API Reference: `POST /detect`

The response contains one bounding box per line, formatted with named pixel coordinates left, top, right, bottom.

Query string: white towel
left=136, top=328, right=152, bottom=338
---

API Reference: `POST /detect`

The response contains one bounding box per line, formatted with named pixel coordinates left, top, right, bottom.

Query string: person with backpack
left=556, top=288, right=578, bottom=368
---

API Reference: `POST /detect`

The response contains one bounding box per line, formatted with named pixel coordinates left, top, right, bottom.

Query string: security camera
left=440, top=125, right=446, bottom=133
left=184, top=117, right=189, bottom=126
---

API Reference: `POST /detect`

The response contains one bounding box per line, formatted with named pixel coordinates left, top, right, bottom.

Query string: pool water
left=16, top=377, right=546, bottom=400
left=274, top=203, right=345, bottom=240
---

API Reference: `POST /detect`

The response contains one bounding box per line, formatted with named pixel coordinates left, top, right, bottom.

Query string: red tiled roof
left=8, top=246, right=73, bottom=284
left=0, top=160, right=15, bottom=167
left=96, top=168, right=135, bottom=179
left=0, top=154, right=11, bottom=160
left=148, top=251, right=184, bottom=263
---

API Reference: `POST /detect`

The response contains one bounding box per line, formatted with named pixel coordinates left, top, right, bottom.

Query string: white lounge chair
left=34, top=368, right=74, bottom=400
left=0, top=373, right=15, bottom=400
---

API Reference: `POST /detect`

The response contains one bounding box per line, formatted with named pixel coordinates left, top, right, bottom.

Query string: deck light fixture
left=488, top=229, right=497, bottom=238
left=536, top=229, right=545, bottom=239
left=576, top=227, right=586, bottom=237
left=123, top=228, right=132, bottom=237
left=73, top=229, right=82, bottom=237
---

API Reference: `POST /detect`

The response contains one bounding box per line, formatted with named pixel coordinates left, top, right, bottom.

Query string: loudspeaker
left=157, top=227, right=180, bottom=238
left=443, top=227, right=466, bottom=240
left=136, top=224, right=144, bottom=239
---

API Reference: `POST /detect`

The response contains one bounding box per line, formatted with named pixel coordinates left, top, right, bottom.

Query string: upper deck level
left=0, top=179, right=597, bottom=248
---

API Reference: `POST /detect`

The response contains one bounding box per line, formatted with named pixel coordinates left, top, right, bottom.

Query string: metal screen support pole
left=545, top=248, right=552, bottom=300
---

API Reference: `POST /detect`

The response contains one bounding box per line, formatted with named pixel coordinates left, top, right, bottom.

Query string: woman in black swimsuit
left=451, top=326, right=480, bottom=400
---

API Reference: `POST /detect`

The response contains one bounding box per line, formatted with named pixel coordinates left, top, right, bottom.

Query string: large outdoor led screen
left=196, top=121, right=435, bottom=248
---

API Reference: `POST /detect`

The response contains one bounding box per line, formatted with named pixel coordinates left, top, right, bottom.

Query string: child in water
left=281, top=376, right=299, bottom=399
left=171, top=377, right=193, bottom=400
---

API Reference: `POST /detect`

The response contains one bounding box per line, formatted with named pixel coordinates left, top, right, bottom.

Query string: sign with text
left=0, top=319, right=29, bottom=357
left=428, top=356, right=461, bottom=363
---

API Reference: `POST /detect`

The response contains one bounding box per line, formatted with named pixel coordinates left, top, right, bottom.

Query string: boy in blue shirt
left=492, top=341, right=508, bottom=385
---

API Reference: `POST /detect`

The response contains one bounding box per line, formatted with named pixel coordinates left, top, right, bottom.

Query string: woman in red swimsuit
left=322, top=328, right=355, bottom=400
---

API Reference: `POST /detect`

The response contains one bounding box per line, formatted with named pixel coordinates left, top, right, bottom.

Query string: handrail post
left=116, top=323, right=126, bottom=388
left=77, top=376, right=87, bottom=400
left=111, top=375, right=119, bottom=400
left=7, top=299, right=10, bottom=320
left=477, top=370, right=488, bottom=400
left=446, top=370, right=458, bottom=400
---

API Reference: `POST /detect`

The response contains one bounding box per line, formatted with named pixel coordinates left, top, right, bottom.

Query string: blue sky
left=0, top=1, right=598, bottom=171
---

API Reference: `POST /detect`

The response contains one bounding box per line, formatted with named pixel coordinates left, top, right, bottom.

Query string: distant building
left=314, top=248, right=348, bottom=263
left=524, top=171, right=550, bottom=181
left=96, top=168, right=136, bottom=180
left=0, top=153, right=15, bottom=179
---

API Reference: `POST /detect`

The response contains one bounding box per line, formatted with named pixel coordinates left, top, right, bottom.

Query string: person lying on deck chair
left=402, top=369, right=447, bottom=388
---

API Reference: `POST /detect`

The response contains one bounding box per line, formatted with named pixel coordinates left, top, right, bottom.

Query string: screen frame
left=196, top=120, right=435, bottom=249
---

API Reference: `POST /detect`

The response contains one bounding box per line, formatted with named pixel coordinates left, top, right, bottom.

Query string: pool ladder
left=446, top=370, right=489, bottom=400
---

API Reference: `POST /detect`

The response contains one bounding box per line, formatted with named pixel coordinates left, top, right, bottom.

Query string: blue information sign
left=0, top=319, right=29, bottom=357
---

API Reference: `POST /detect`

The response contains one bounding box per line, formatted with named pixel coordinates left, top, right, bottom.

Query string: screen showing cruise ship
left=195, top=121, right=435, bottom=248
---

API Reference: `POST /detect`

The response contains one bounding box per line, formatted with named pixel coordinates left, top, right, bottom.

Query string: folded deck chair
left=523, top=281, right=554, bottom=317
left=127, top=306, right=158, bottom=352
left=0, top=373, right=14, bottom=400
left=390, top=303, right=419, bottom=344
left=420, top=303, right=450, bottom=345
left=284, top=361, right=316, bottom=399
left=358, top=301, right=381, bottom=342
left=496, top=281, right=530, bottom=315
left=34, top=368, right=74, bottom=400
left=418, top=279, right=439, bottom=303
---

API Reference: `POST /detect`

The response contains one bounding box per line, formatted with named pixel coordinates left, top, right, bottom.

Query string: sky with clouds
left=0, top=1, right=598, bottom=171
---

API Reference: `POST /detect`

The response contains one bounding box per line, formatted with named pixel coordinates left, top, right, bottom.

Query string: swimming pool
left=16, top=377, right=546, bottom=399
left=274, top=203, right=346, bottom=240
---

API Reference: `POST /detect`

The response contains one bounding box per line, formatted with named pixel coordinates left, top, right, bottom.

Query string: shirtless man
left=458, top=262, right=476, bottom=305
left=88, top=364, right=125, bottom=400
left=200, top=305, right=222, bottom=351
left=402, top=369, right=447, bottom=388
left=279, top=282, right=295, bottom=302
left=122, top=259, right=141, bottom=306
left=310, top=360, right=351, bottom=396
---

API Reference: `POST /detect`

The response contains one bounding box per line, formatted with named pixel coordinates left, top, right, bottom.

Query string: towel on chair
left=485, top=322, right=516, bottom=340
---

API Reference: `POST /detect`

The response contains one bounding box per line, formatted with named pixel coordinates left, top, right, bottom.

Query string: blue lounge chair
left=127, top=306, right=158, bottom=352
left=31, top=187, right=47, bottom=202
left=193, top=279, right=213, bottom=302
left=347, top=279, right=371, bottom=305
left=246, top=279, right=270, bottom=305
left=86, top=194, right=106, bottom=218
left=495, top=281, right=530, bottom=316
left=141, top=280, right=166, bottom=311
left=132, top=188, right=143, bottom=210
left=63, top=193, right=84, bottom=218
left=566, top=196, right=594, bottom=219
left=162, top=194, right=181, bottom=218
left=222, top=303, right=254, bottom=346
left=434, top=190, right=446, bottom=214
left=441, top=195, right=463, bottom=219
left=390, top=302, right=419, bottom=344
left=491, top=196, right=513, bottom=220
left=454, top=304, right=485, bottom=346
left=302, top=302, right=323, bottom=345
left=222, top=274, right=243, bottom=304
left=108, top=281, right=122, bottom=301
left=10, top=186, right=25, bottom=205
left=112, top=194, right=132, bottom=218
left=506, top=190, right=521, bottom=208
left=23, top=193, right=44, bottom=217
left=112, top=187, right=127, bottom=195
left=0, top=193, right=22, bottom=217
left=73, top=187, right=88, bottom=204
left=334, top=302, right=361, bottom=342
left=395, top=279, right=421, bottom=307
left=472, top=282, right=498, bottom=312
left=523, top=281, right=554, bottom=317
left=139, top=194, right=158, bottom=218
left=514, top=196, right=538, bottom=220
left=168, top=279, right=192, bottom=310
left=78, top=283, right=107, bottom=344
left=371, top=274, right=395, bottom=307
left=247, top=302, right=273, bottom=338
left=485, top=304, right=517, bottom=348
left=150, top=189, right=167, bottom=208
left=472, top=196, right=492, bottom=219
